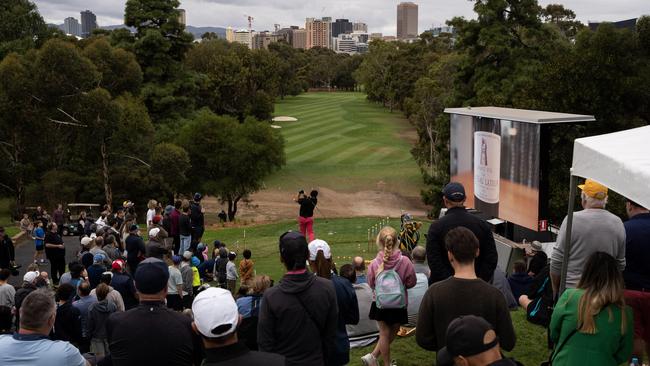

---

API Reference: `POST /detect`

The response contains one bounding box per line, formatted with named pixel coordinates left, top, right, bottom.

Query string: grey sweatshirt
left=551, top=208, right=626, bottom=288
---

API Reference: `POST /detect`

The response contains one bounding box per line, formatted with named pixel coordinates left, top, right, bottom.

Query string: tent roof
left=572, top=125, right=650, bottom=209
left=444, top=106, right=595, bottom=124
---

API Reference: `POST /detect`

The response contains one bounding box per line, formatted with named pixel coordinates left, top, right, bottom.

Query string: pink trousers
left=298, top=216, right=315, bottom=242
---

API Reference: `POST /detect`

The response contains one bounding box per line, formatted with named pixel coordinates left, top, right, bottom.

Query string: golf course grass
left=203, top=217, right=548, bottom=366
left=267, top=92, right=423, bottom=195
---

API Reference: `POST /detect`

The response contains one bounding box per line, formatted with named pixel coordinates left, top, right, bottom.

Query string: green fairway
left=268, top=92, right=423, bottom=195
left=202, top=217, right=548, bottom=366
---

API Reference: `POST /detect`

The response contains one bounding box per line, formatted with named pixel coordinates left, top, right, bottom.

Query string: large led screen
left=450, top=114, right=541, bottom=231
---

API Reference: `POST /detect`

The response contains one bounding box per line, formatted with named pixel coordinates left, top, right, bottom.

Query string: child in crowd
left=227, top=251, right=238, bottom=294
left=87, top=283, right=117, bottom=357
left=32, top=220, right=46, bottom=265
left=191, top=256, right=201, bottom=295
left=508, top=260, right=533, bottom=301
left=239, top=249, right=255, bottom=285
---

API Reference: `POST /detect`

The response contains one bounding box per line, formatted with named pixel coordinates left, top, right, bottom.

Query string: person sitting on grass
left=508, top=260, right=533, bottom=301
left=192, top=287, right=285, bottom=366
left=416, top=227, right=516, bottom=354
left=239, top=249, right=255, bottom=286
left=518, top=252, right=553, bottom=327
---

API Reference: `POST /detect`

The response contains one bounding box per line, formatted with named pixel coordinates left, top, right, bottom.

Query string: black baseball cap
left=437, top=315, right=500, bottom=366
left=279, top=231, right=308, bottom=268
left=135, top=258, right=170, bottom=294
left=443, top=182, right=466, bottom=202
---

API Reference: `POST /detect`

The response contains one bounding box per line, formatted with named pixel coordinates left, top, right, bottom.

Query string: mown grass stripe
left=286, top=124, right=365, bottom=150
left=285, top=122, right=362, bottom=144
left=319, top=141, right=377, bottom=165
left=288, top=136, right=357, bottom=164
left=355, top=147, right=400, bottom=165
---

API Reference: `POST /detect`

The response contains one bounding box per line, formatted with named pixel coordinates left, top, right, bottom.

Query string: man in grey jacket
left=550, top=179, right=626, bottom=293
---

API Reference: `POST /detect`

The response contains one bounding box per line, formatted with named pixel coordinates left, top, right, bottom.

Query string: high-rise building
left=80, top=10, right=97, bottom=38
left=178, top=9, right=186, bottom=26
left=233, top=29, right=252, bottom=48
left=226, top=27, right=235, bottom=42
left=353, top=22, right=368, bottom=33
left=332, top=19, right=353, bottom=38
left=253, top=31, right=281, bottom=49
left=306, top=17, right=332, bottom=49
left=64, top=17, right=80, bottom=37
left=276, top=26, right=298, bottom=45
left=397, top=2, right=418, bottom=39
left=292, top=28, right=307, bottom=49
left=334, top=34, right=357, bottom=54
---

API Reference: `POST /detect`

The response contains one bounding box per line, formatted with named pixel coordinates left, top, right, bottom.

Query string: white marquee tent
left=559, top=125, right=650, bottom=293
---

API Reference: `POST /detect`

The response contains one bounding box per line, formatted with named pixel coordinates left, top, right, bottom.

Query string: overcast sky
left=34, top=0, right=649, bottom=35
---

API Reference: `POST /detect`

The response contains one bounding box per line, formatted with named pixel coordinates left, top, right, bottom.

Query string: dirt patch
left=201, top=186, right=429, bottom=226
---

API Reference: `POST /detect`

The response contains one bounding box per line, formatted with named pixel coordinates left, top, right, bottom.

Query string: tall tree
left=0, top=0, right=54, bottom=59
left=178, top=109, right=285, bottom=220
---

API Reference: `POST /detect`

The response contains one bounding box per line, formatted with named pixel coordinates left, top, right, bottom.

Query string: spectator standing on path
left=295, top=190, right=318, bottom=241
left=53, top=203, right=65, bottom=236
left=0, top=227, right=15, bottom=272
left=20, top=213, right=32, bottom=236
left=179, top=202, right=193, bottom=254
left=52, top=284, right=82, bottom=345
left=146, top=199, right=157, bottom=230
left=72, top=281, right=97, bottom=353
left=33, top=220, right=46, bottom=264
left=308, top=240, right=359, bottom=366
left=239, top=249, right=255, bottom=286
left=90, top=273, right=125, bottom=312
left=550, top=179, right=626, bottom=293
left=416, top=227, right=516, bottom=354
left=0, top=289, right=90, bottom=366
left=426, top=182, right=498, bottom=285
left=550, top=252, right=633, bottom=366
left=87, top=283, right=117, bottom=357
left=622, top=199, right=650, bottom=361
left=436, top=315, right=523, bottom=366
left=192, top=287, right=286, bottom=366
left=87, top=254, right=107, bottom=289
left=258, top=231, right=338, bottom=366
left=190, top=193, right=206, bottom=244
left=44, top=223, right=66, bottom=284
left=110, top=259, right=138, bottom=310
left=107, top=258, right=203, bottom=366
left=362, top=226, right=417, bottom=366
left=167, top=255, right=184, bottom=311
left=125, top=224, right=146, bottom=275
left=353, top=256, right=367, bottom=284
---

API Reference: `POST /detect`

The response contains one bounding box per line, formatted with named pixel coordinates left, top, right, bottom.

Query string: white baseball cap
left=308, top=239, right=331, bottom=261
left=80, top=236, right=92, bottom=246
left=149, top=228, right=160, bottom=238
left=192, top=288, right=239, bottom=338
left=23, top=271, right=39, bottom=283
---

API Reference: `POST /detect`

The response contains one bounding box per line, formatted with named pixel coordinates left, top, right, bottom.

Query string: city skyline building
left=353, top=22, right=368, bottom=33
left=178, top=9, right=186, bottom=26
left=397, top=2, right=418, bottom=39
left=292, top=28, right=307, bottom=49
left=306, top=17, right=332, bottom=49
left=233, top=29, right=252, bottom=48
left=332, top=18, right=353, bottom=38
left=80, top=10, right=97, bottom=38
left=63, top=17, right=80, bottom=36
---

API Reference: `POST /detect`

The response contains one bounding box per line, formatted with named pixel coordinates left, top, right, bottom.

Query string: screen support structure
left=559, top=173, right=577, bottom=295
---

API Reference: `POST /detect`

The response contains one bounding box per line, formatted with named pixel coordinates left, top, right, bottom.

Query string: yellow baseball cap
left=578, top=179, right=608, bottom=199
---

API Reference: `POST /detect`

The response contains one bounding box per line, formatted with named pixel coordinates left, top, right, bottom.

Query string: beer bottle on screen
left=473, top=118, right=501, bottom=218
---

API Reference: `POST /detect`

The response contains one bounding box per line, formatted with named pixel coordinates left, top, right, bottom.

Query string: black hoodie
left=258, top=271, right=338, bottom=366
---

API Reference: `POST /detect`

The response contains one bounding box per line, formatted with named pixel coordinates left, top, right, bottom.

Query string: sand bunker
left=272, top=116, right=298, bottom=122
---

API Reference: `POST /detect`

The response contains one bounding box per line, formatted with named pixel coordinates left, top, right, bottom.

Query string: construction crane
left=244, top=14, right=254, bottom=48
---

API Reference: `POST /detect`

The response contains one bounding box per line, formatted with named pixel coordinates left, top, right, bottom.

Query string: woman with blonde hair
left=362, top=226, right=416, bottom=366
left=146, top=199, right=157, bottom=230
left=549, top=251, right=633, bottom=366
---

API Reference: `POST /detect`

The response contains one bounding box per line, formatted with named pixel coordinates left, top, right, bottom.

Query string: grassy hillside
left=268, top=92, right=423, bottom=195
left=202, top=218, right=548, bottom=366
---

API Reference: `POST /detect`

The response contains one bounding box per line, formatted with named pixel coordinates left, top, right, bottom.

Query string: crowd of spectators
left=0, top=178, right=647, bottom=366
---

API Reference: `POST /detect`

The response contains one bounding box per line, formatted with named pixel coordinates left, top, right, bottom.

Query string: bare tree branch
left=47, top=118, right=88, bottom=127
left=117, top=154, right=151, bottom=168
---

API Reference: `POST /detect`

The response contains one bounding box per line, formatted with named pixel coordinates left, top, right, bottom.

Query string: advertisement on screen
left=450, top=114, right=541, bottom=231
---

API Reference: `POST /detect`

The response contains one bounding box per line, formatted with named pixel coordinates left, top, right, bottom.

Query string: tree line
left=0, top=0, right=360, bottom=221
left=355, top=0, right=650, bottom=221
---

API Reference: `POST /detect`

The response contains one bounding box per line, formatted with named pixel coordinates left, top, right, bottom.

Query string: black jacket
left=52, top=301, right=82, bottom=343
left=14, top=284, right=36, bottom=328
left=202, top=342, right=285, bottom=366
left=107, top=301, right=203, bottom=366
left=125, top=234, right=145, bottom=270
left=258, top=271, right=338, bottom=366
left=331, top=274, right=359, bottom=366
left=426, top=206, right=498, bottom=284
left=0, top=236, right=14, bottom=269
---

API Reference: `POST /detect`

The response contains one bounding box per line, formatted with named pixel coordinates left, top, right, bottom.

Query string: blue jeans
left=180, top=235, right=192, bottom=254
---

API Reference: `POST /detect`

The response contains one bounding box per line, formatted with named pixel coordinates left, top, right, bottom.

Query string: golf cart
left=61, top=203, right=100, bottom=236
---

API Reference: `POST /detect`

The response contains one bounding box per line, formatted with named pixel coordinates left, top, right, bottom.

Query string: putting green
left=267, top=92, right=423, bottom=196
